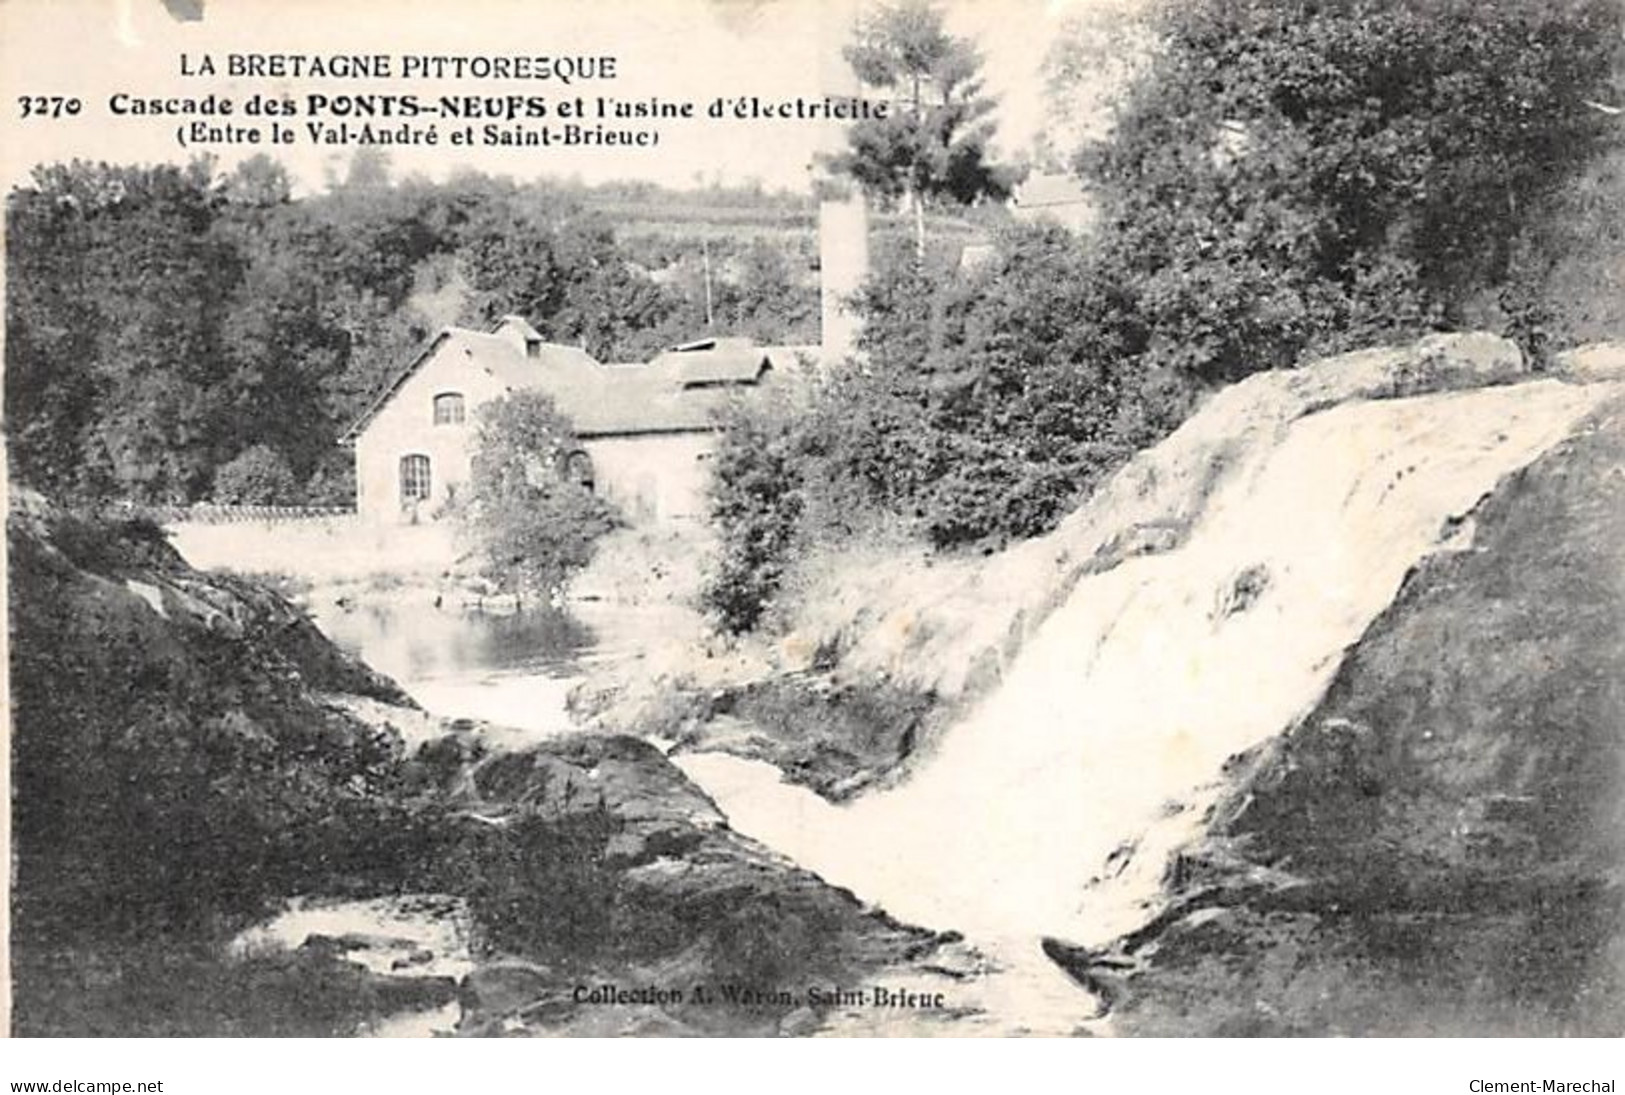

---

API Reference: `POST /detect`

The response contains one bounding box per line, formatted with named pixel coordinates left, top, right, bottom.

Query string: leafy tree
left=727, top=239, right=820, bottom=343
left=1036, top=7, right=1156, bottom=170
left=813, top=222, right=1180, bottom=547
left=824, top=0, right=1014, bottom=258
left=462, top=391, right=619, bottom=599
left=1082, top=0, right=1624, bottom=383
left=213, top=444, right=300, bottom=505
left=220, top=154, right=294, bottom=207
left=702, top=395, right=806, bottom=633
left=6, top=159, right=243, bottom=503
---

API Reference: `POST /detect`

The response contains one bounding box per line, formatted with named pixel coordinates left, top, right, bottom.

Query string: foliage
left=462, top=390, right=620, bottom=597
left=708, top=0, right=1622, bottom=633
left=1035, top=7, right=1156, bottom=171
left=5, top=155, right=821, bottom=506
left=212, top=444, right=299, bottom=505
left=824, top=223, right=1188, bottom=546
left=703, top=222, right=1186, bottom=626
left=1080, top=0, right=1624, bottom=383
left=823, top=0, right=1015, bottom=257
left=701, top=394, right=806, bottom=633
left=1498, top=145, right=1625, bottom=349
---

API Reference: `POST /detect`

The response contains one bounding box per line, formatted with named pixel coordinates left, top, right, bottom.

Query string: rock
left=1552, top=341, right=1625, bottom=383
left=1087, top=395, right=1625, bottom=1036
left=459, top=961, right=556, bottom=1017
left=391, top=950, right=436, bottom=970
left=9, top=494, right=962, bottom=1038
left=305, top=932, right=421, bottom=954
left=667, top=675, right=935, bottom=801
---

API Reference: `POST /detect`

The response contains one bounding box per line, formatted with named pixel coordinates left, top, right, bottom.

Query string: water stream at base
left=297, top=595, right=1102, bottom=1034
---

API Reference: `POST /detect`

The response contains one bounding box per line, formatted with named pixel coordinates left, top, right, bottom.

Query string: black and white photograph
left=2, top=0, right=1622, bottom=1069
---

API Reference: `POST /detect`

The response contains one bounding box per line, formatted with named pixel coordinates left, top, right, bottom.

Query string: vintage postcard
left=3, top=0, right=1623, bottom=1058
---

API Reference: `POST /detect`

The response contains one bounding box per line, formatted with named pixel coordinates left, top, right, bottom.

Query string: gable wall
left=354, top=339, right=509, bottom=522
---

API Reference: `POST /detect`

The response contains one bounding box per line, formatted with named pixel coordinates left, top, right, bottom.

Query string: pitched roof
left=339, top=329, right=593, bottom=442
left=342, top=322, right=791, bottom=442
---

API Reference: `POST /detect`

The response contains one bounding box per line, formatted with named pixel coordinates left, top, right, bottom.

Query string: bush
left=212, top=444, right=299, bottom=505
left=701, top=395, right=806, bottom=633
left=302, top=449, right=358, bottom=508
left=1082, top=0, right=1623, bottom=383
left=812, top=222, right=1193, bottom=548
left=462, top=390, right=620, bottom=597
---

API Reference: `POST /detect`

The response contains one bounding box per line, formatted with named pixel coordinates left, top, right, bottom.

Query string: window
left=564, top=450, right=595, bottom=492
left=399, top=454, right=432, bottom=504
left=433, top=392, right=465, bottom=425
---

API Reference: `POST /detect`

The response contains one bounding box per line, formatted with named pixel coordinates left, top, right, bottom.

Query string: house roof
left=339, top=328, right=597, bottom=442
left=342, top=322, right=792, bottom=442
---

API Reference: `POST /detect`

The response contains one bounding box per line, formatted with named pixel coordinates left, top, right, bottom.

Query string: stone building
left=342, top=316, right=804, bottom=524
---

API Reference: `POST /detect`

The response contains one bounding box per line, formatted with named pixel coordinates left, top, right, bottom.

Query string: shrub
left=701, top=394, right=806, bottom=633
left=1082, top=0, right=1623, bottom=383
left=812, top=221, right=1193, bottom=548
left=462, top=390, right=620, bottom=598
left=212, top=444, right=299, bottom=505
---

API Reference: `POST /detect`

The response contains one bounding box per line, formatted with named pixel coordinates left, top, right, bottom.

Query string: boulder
left=1552, top=341, right=1625, bottom=383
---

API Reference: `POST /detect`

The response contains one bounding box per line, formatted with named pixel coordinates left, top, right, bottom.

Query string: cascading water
left=675, top=377, right=1617, bottom=1030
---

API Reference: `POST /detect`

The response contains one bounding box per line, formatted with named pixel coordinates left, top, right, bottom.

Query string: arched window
left=432, top=392, right=465, bottom=425
left=399, top=454, right=432, bottom=503
left=564, top=449, right=595, bottom=493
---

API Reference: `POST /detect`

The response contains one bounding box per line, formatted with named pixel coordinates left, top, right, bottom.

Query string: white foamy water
left=676, top=381, right=1613, bottom=1026
left=230, top=894, right=473, bottom=1037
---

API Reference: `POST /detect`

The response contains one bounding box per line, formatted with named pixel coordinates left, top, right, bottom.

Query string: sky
left=0, top=0, right=1131, bottom=196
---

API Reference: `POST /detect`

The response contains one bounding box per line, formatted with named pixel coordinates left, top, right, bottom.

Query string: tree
left=1082, top=0, right=1624, bottom=383
left=462, top=391, right=619, bottom=600
left=5, top=159, right=243, bottom=503
left=702, top=395, right=806, bottom=633
left=1036, top=7, right=1156, bottom=171
left=824, top=0, right=1013, bottom=259
left=813, top=221, right=1180, bottom=547
left=213, top=444, right=299, bottom=505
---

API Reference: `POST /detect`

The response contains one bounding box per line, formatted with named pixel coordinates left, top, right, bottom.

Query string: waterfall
left=676, top=378, right=1613, bottom=1023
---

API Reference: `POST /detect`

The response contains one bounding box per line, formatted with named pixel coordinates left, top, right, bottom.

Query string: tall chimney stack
left=815, top=0, right=870, bottom=366
left=819, top=195, right=870, bottom=365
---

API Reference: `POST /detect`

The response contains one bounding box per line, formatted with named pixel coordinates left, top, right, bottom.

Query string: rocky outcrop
left=399, top=730, right=957, bottom=1036
left=1047, top=396, right=1625, bottom=1036
left=8, top=495, right=959, bottom=1036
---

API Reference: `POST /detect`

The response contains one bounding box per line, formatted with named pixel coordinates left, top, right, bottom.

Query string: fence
left=131, top=503, right=357, bottom=526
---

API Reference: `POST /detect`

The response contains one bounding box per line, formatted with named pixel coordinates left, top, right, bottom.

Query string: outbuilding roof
left=651, top=337, right=773, bottom=389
